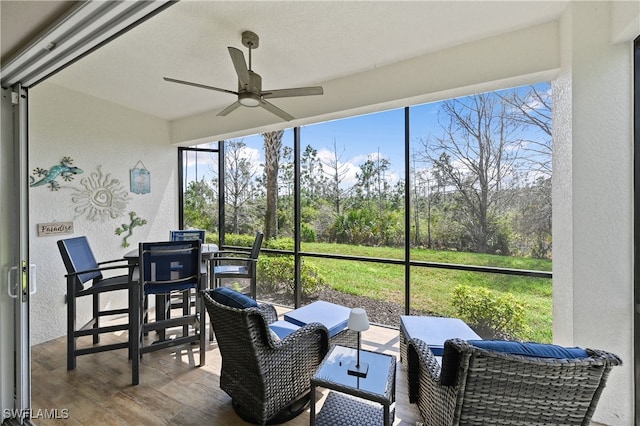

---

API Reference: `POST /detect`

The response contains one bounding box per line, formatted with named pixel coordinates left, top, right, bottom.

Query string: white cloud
left=236, top=145, right=261, bottom=165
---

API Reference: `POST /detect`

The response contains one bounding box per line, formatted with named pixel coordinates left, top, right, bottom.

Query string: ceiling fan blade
left=262, top=86, right=324, bottom=99
left=163, top=77, right=237, bottom=95
left=227, top=47, right=250, bottom=88
left=259, top=99, right=295, bottom=121
left=217, top=100, right=242, bottom=117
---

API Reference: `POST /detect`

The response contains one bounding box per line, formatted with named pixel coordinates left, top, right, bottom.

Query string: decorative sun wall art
left=30, top=156, right=83, bottom=191
left=115, top=211, right=147, bottom=248
left=71, top=165, right=131, bottom=222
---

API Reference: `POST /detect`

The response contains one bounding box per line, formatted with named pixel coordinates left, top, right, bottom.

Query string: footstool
left=278, top=300, right=357, bottom=348
left=399, top=315, right=481, bottom=364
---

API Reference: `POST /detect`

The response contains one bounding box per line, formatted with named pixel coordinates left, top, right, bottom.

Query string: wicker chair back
left=407, top=337, right=622, bottom=426
left=203, top=291, right=329, bottom=425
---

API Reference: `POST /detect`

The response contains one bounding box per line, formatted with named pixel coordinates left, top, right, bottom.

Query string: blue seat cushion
left=145, top=282, right=195, bottom=295
left=210, top=287, right=257, bottom=309
left=283, top=300, right=350, bottom=337
left=440, top=339, right=589, bottom=386
left=214, top=265, right=248, bottom=275
left=269, top=320, right=300, bottom=339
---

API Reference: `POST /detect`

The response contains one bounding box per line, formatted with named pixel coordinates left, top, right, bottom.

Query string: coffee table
left=310, top=345, right=396, bottom=426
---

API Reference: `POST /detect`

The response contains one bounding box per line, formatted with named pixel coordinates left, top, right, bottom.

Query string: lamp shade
left=347, top=308, right=370, bottom=332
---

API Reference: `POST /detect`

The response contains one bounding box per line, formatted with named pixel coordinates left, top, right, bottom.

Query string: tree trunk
left=263, top=131, right=283, bottom=240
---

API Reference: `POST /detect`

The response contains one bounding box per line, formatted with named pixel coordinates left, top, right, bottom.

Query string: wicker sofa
left=203, top=289, right=329, bottom=425
left=407, top=337, right=622, bottom=426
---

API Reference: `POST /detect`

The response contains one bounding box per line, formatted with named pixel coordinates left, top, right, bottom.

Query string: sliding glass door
left=633, top=34, right=639, bottom=426
left=0, top=3, right=178, bottom=422
left=1, top=85, right=32, bottom=424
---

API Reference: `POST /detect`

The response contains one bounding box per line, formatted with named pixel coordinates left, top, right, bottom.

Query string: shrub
left=299, top=261, right=325, bottom=296
left=222, top=235, right=326, bottom=297
left=301, top=223, right=317, bottom=242
left=452, top=285, right=527, bottom=340
left=258, top=255, right=325, bottom=297
left=258, top=256, right=290, bottom=293
left=331, top=208, right=403, bottom=246
left=224, top=233, right=257, bottom=248
left=264, top=237, right=294, bottom=251
left=332, top=208, right=374, bottom=245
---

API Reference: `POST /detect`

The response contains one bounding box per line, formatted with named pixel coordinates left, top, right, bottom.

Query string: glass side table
left=310, top=345, right=396, bottom=426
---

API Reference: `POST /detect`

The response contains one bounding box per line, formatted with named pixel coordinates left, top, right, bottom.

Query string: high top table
left=124, top=243, right=218, bottom=287
left=124, top=242, right=219, bottom=343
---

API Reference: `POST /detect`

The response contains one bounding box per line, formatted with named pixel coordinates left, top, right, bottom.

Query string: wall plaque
left=37, top=222, right=74, bottom=236
left=130, top=160, right=150, bottom=194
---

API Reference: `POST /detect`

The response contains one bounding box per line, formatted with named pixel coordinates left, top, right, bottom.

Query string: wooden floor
left=31, top=308, right=422, bottom=426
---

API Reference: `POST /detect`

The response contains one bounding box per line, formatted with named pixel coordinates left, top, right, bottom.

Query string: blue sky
left=230, top=102, right=437, bottom=187
left=186, top=82, right=551, bottom=188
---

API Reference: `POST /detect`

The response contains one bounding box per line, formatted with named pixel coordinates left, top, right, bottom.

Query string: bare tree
left=424, top=93, right=522, bottom=253
left=411, top=150, right=435, bottom=247
left=263, top=130, right=283, bottom=240
left=500, top=85, right=553, bottom=257
left=500, top=85, right=552, bottom=177
left=321, top=138, right=350, bottom=215
left=410, top=153, right=423, bottom=246
left=224, top=139, right=258, bottom=234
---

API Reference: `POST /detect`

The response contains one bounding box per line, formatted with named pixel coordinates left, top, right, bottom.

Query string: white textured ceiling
left=0, top=1, right=77, bottom=62
left=41, top=1, right=568, bottom=123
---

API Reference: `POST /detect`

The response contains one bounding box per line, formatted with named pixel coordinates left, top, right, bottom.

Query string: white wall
left=28, top=83, right=177, bottom=345
left=554, top=2, right=634, bottom=424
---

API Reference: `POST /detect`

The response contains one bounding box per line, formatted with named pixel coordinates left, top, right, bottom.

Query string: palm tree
left=263, top=130, right=283, bottom=240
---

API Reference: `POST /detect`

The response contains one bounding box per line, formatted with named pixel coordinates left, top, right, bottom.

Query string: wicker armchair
left=407, top=338, right=622, bottom=426
left=203, top=290, right=329, bottom=425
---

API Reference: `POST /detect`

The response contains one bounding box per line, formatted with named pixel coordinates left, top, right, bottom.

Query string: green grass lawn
left=302, top=242, right=552, bottom=343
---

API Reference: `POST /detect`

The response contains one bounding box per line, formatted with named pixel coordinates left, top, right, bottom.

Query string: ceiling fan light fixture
left=163, top=30, right=323, bottom=121
left=238, top=92, right=260, bottom=107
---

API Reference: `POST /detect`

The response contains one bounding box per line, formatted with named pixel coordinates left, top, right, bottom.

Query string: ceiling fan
left=163, top=31, right=323, bottom=121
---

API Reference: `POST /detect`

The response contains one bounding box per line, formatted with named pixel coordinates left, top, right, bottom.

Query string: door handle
left=7, top=264, right=36, bottom=298
left=7, top=265, right=19, bottom=298
left=30, top=264, right=37, bottom=295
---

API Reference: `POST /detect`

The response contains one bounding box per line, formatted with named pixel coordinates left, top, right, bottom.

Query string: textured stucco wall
left=28, top=83, right=177, bottom=345
left=553, top=2, right=634, bottom=424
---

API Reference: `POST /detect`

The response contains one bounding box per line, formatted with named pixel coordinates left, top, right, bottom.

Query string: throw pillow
left=468, top=340, right=588, bottom=359
left=440, top=339, right=589, bottom=386
left=209, top=287, right=257, bottom=309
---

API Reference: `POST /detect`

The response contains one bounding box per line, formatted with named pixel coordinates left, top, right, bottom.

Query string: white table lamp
left=347, top=307, right=370, bottom=377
